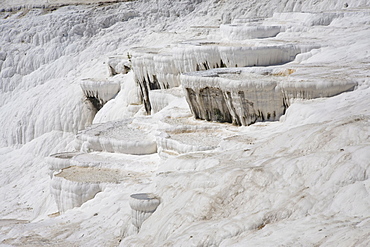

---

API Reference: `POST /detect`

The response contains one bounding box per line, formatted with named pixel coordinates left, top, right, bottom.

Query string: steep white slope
left=0, top=0, right=128, bottom=10
left=0, top=0, right=213, bottom=146
left=0, top=80, right=96, bottom=145
left=0, top=131, right=76, bottom=221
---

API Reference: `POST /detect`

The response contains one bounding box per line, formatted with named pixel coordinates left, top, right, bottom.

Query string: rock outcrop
left=181, top=67, right=357, bottom=125
left=131, top=42, right=309, bottom=114
left=80, top=78, right=121, bottom=111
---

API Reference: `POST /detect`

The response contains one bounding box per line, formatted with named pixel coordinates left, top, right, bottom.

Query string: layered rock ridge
left=131, top=42, right=310, bottom=114
left=181, top=67, right=357, bottom=126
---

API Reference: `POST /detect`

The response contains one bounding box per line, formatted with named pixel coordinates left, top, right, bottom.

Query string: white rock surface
left=129, top=193, right=161, bottom=230
left=92, top=71, right=142, bottom=124
left=77, top=119, right=157, bottom=154
left=149, top=87, right=184, bottom=114
left=157, top=129, right=222, bottom=156
left=46, top=151, right=82, bottom=177
left=0, top=0, right=128, bottom=10
left=107, top=55, right=131, bottom=76
left=51, top=174, right=102, bottom=213
left=51, top=166, right=124, bottom=212
left=132, top=42, right=308, bottom=114
left=80, top=78, right=121, bottom=109
left=181, top=67, right=357, bottom=125
left=220, top=24, right=281, bottom=40
left=1, top=0, right=370, bottom=246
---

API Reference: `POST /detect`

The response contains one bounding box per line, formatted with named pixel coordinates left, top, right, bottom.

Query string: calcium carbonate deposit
left=1, top=0, right=370, bottom=246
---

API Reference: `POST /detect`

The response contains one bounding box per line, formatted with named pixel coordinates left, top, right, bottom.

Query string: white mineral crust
left=129, top=193, right=161, bottom=230
left=46, top=151, right=82, bottom=177
left=1, top=0, right=370, bottom=246
left=181, top=67, right=357, bottom=125
left=80, top=78, right=121, bottom=106
left=77, top=120, right=157, bottom=154
left=51, top=166, right=123, bottom=212
left=220, top=24, right=282, bottom=40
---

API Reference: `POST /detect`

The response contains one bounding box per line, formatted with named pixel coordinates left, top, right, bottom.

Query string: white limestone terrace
left=264, top=12, right=343, bottom=31
left=157, top=129, right=224, bottom=158
left=69, top=152, right=160, bottom=174
left=128, top=11, right=338, bottom=115
left=220, top=16, right=282, bottom=41
left=80, top=78, right=121, bottom=110
left=55, top=166, right=123, bottom=183
left=131, top=42, right=314, bottom=114
left=76, top=119, right=157, bottom=154
left=46, top=151, right=82, bottom=177
left=220, top=25, right=281, bottom=40
left=156, top=115, right=239, bottom=158
left=129, top=10, right=361, bottom=117
left=47, top=151, right=159, bottom=174
left=1, top=1, right=370, bottom=246
left=181, top=67, right=357, bottom=126
left=51, top=166, right=124, bottom=212
left=220, top=12, right=342, bottom=41
left=50, top=151, right=160, bottom=214
left=149, top=87, right=184, bottom=114
left=0, top=2, right=140, bottom=146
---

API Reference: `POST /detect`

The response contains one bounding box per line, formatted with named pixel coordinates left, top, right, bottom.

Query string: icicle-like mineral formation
left=131, top=43, right=308, bottom=114
left=129, top=193, right=161, bottom=230
left=181, top=67, right=357, bottom=126
left=80, top=78, right=121, bottom=110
